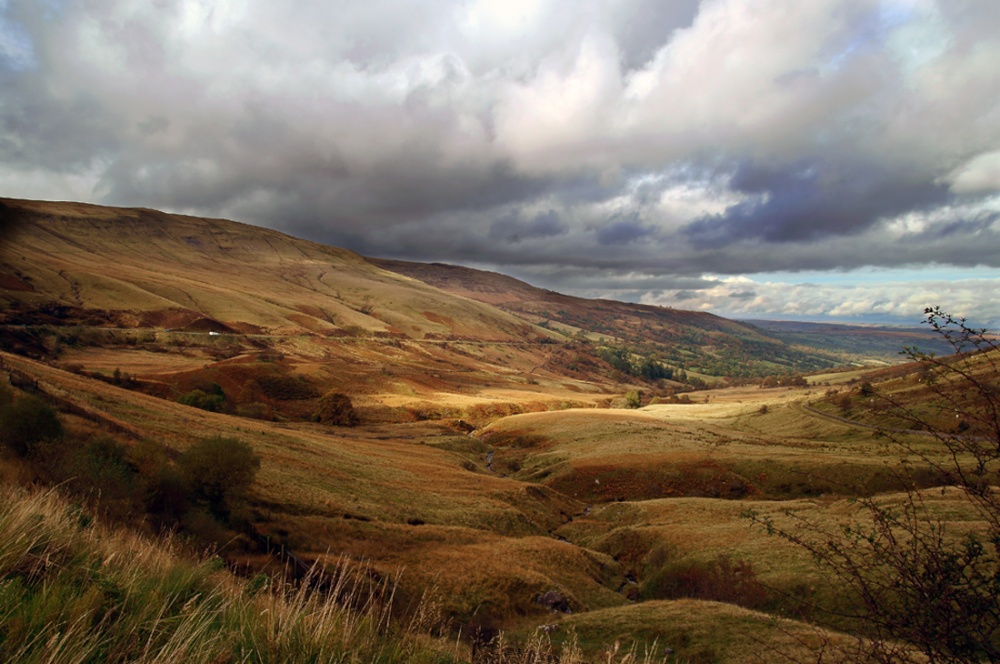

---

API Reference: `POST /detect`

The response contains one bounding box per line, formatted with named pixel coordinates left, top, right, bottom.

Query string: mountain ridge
left=3, top=196, right=853, bottom=391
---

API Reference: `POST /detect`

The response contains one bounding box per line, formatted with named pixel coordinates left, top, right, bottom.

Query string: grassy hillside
left=3, top=341, right=983, bottom=660
left=0, top=483, right=462, bottom=663
left=0, top=198, right=542, bottom=341
left=744, top=319, right=955, bottom=363
left=371, top=258, right=841, bottom=379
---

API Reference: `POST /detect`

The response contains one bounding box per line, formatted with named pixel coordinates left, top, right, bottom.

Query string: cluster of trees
left=178, top=382, right=227, bottom=412
left=597, top=345, right=674, bottom=381
left=0, top=385, right=260, bottom=537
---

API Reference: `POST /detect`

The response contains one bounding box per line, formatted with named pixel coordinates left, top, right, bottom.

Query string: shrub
left=624, top=390, right=642, bottom=409
left=177, top=384, right=226, bottom=412
left=313, top=391, right=359, bottom=427
left=130, top=439, right=189, bottom=521
left=64, top=436, right=143, bottom=518
left=178, top=436, right=260, bottom=519
left=0, top=394, right=63, bottom=457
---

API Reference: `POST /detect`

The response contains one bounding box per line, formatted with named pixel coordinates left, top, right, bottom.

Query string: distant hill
left=371, top=258, right=840, bottom=378
left=743, top=320, right=954, bottom=363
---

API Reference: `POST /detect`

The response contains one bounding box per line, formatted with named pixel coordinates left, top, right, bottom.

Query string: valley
left=1, top=198, right=996, bottom=662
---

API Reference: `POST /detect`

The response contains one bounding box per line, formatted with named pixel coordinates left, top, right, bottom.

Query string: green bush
left=0, top=394, right=63, bottom=457
left=178, top=436, right=260, bottom=519
left=178, top=384, right=226, bottom=412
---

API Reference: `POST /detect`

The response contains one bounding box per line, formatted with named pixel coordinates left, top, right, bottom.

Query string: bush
left=641, top=554, right=768, bottom=609
left=177, top=384, right=225, bottom=412
left=0, top=394, right=63, bottom=457
left=313, top=391, right=358, bottom=426
left=64, top=436, right=143, bottom=518
left=178, top=436, right=260, bottom=519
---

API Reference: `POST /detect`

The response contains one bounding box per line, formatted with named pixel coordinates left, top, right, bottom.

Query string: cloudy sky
left=3, top=0, right=1000, bottom=325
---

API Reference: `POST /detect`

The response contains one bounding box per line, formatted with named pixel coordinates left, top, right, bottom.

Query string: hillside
left=744, top=319, right=955, bottom=363
left=0, top=197, right=845, bottom=427
left=372, top=258, right=840, bottom=378
left=0, top=198, right=540, bottom=341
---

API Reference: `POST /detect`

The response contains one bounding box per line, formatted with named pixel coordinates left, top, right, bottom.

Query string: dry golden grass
left=479, top=396, right=943, bottom=505
left=550, top=599, right=876, bottom=663
left=4, top=343, right=988, bottom=661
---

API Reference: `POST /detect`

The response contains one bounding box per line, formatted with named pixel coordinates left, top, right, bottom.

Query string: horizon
left=2, top=1, right=998, bottom=326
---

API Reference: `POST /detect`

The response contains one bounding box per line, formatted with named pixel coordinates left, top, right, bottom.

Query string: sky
left=2, top=0, right=999, bottom=326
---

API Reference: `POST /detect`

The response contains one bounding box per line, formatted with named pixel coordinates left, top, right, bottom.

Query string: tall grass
left=0, top=485, right=655, bottom=663
left=0, top=484, right=449, bottom=663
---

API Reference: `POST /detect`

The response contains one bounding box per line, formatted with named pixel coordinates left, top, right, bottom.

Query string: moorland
left=0, top=196, right=996, bottom=663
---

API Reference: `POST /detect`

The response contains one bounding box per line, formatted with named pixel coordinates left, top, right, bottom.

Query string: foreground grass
left=0, top=484, right=682, bottom=663
left=0, top=483, right=451, bottom=663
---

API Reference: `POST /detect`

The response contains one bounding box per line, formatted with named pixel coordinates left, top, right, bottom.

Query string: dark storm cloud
left=596, top=217, right=652, bottom=245
left=684, top=160, right=953, bottom=247
left=488, top=209, right=566, bottom=244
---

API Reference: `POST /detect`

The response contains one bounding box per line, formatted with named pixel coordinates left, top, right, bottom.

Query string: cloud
left=596, top=216, right=652, bottom=245
left=488, top=209, right=567, bottom=243
left=1, top=0, right=999, bottom=322
left=683, top=159, right=952, bottom=246
left=642, top=274, right=1000, bottom=326
left=948, top=151, right=1000, bottom=195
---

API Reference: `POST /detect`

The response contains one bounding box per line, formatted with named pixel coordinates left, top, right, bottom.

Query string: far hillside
left=744, top=319, right=956, bottom=363
left=371, top=259, right=840, bottom=380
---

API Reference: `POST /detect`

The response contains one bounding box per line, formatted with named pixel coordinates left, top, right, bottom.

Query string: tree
left=0, top=393, right=63, bottom=457
left=179, top=436, right=260, bottom=518
left=177, top=383, right=226, bottom=412
left=624, top=389, right=642, bottom=409
left=746, top=308, right=1000, bottom=662
left=313, top=391, right=358, bottom=426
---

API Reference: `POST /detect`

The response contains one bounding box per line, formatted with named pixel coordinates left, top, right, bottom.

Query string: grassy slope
left=371, top=258, right=841, bottom=376
left=9, top=345, right=966, bottom=658
left=1, top=197, right=623, bottom=414
left=0, top=483, right=461, bottom=663
left=0, top=482, right=883, bottom=664
left=0, top=198, right=541, bottom=341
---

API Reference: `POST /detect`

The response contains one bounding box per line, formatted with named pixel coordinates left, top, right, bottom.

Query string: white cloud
left=642, top=273, right=1000, bottom=325
left=948, top=151, right=1000, bottom=195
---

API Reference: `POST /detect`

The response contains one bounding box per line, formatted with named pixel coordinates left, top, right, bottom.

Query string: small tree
left=177, top=383, right=226, bottom=412
left=0, top=393, right=63, bottom=457
left=746, top=308, right=1000, bottom=662
left=179, top=436, right=260, bottom=518
left=313, top=391, right=358, bottom=426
